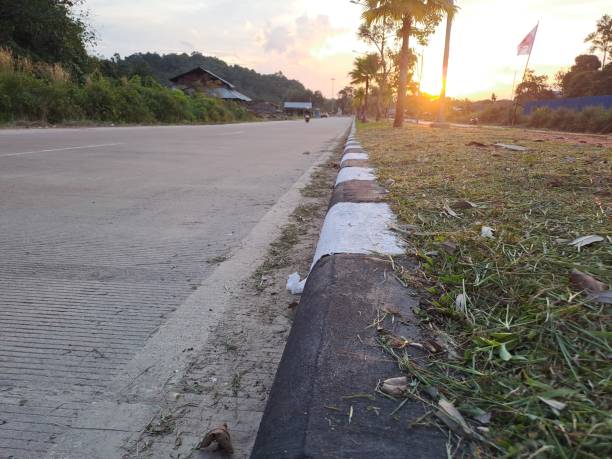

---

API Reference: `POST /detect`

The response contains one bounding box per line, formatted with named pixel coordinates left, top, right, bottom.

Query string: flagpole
left=512, top=22, right=538, bottom=126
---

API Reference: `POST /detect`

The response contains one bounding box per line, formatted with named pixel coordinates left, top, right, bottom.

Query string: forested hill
left=100, top=52, right=323, bottom=104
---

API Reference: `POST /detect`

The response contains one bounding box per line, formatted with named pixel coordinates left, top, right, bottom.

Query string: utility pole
left=437, top=0, right=454, bottom=123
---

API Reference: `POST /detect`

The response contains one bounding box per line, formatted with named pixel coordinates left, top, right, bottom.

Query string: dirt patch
left=121, top=143, right=343, bottom=459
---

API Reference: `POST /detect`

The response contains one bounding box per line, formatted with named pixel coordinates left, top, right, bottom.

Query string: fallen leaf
left=387, top=335, right=410, bottom=349
left=423, top=386, right=439, bottom=400
left=288, top=301, right=299, bottom=309
left=443, top=202, right=460, bottom=218
left=570, top=269, right=608, bottom=293
left=439, top=241, right=458, bottom=255
left=493, top=143, right=528, bottom=151
left=424, top=339, right=445, bottom=354
left=474, top=411, right=492, bottom=425
left=499, top=343, right=512, bottom=361
left=589, top=290, right=612, bottom=304
left=481, top=226, right=495, bottom=239
left=196, top=423, right=233, bottom=454
left=455, top=293, right=467, bottom=312
left=538, top=397, right=567, bottom=416
left=452, top=200, right=476, bottom=209
left=436, top=399, right=474, bottom=437
left=569, top=235, right=604, bottom=250
left=381, top=376, right=408, bottom=397
left=466, top=141, right=487, bottom=147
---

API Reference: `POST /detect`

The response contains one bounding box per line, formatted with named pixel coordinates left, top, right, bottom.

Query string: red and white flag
left=517, top=24, right=538, bottom=56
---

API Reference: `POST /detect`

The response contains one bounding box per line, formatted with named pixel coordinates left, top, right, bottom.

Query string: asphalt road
left=0, top=118, right=350, bottom=458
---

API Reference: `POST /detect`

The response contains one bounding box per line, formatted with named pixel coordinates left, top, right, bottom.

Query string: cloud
left=264, top=26, right=294, bottom=53
left=263, top=14, right=345, bottom=59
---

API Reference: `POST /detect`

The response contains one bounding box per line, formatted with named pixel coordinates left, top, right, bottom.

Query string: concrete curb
left=252, top=120, right=447, bottom=458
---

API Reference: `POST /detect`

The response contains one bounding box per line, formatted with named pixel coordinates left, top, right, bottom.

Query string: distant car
left=321, top=112, right=329, bottom=118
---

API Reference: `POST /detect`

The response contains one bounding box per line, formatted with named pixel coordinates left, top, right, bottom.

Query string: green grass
left=359, top=121, right=611, bottom=458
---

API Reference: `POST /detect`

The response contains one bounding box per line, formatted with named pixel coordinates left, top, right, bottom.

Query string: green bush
left=527, top=107, right=552, bottom=128
left=479, top=104, right=513, bottom=125
left=0, top=67, right=253, bottom=125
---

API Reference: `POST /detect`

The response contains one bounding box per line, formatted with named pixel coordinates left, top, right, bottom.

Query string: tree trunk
left=393, top=16, right=411, bottom=128
left=376, top=40, right=385, bottom=122
left=363, top=78, right=369, bottom=122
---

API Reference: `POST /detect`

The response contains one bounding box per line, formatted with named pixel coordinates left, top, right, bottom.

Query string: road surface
left=0, top=118, right=350, bottom=458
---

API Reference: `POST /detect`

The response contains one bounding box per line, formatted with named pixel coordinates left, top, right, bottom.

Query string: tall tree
left=349, top=53, right=380, bottom=121
left=0, top=0, right=94, bottom=78
left=337, top=86, right=355, bottom=115
left=585, top=14, right=612, bottom=68
left=515, top=69, right=555, bottom=104
left=361, top=0, right=456, bottom=128
left=358, top=19, right=395, bottom=120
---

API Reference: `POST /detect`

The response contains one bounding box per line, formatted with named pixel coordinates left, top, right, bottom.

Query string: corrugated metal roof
left=284, top=102, right=312, bottom=109
left=170, top=67, right=237, bottom=89
left=209, top=87, right=252, bottom=102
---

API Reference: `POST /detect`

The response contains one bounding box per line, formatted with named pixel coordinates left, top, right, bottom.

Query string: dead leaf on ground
left=196, top=423, right=234, bottom=454
left=424, top=339, right=445, bottom=354
left=439, top=241, right=458, bottom=255
left=589, top=290, right=612, bottom=304
left=381, top=376, right=408, bottom=397
left=443, top=202, right=460, bottom=218
left=452, top=200, right=476, bottom=209
left=570, top=269, right=608, bottom=293
left=474, top=411, right=492, bottom=425
left=288, top=301, right=299, bottom=309
left=569, top=235, right=604, bottom=250
left=436, top=399, right=475, bottom=438
left=466, top=141, right=487, bottom=147
left=493, top=143, right=529, bottom=151
left=538, top=397, right=567, bottom=416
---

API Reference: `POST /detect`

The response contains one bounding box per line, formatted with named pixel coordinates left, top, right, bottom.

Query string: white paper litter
left=286, top=272, right=306, bottom=295
left=481, top=226, right=495, bottom=239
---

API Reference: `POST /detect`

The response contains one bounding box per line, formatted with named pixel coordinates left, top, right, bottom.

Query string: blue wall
left=524, top=95, right=612, bottom=114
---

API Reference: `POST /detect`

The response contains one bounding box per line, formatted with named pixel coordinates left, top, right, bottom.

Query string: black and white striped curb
left=252, top=120, right=448, bottom=458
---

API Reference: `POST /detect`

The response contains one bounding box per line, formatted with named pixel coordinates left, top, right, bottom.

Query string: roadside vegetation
left=0, top=48, right=251, bottom=125
left=360, top=121, right=611, bottom=458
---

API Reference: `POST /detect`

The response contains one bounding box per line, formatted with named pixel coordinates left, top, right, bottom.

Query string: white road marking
left=0, top=143, right=124, bottom=158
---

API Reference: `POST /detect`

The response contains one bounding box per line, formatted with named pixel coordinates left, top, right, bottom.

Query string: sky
left=84, top=0, right=610, bottom=100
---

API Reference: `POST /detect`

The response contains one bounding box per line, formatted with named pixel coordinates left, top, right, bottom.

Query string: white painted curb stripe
left=341, top=153, right=368, bottom=165
left=345, top=142, right=361, bottom=148
left=311, top=202, right=404, bottom=269
left=335, top=167, right=375, bottom=186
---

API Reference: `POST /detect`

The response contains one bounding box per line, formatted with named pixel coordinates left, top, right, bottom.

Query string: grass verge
left=359, top=121, right=611, bottom=458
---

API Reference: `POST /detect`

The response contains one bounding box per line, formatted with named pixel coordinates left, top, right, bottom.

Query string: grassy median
left=359, top=121, right=611, bottom=458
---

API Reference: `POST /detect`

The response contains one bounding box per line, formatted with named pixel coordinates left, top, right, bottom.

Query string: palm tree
left=585, top=14, right=612, bottom=69
left=362, top=0, right=456, bottom=128
left=349, top=53, right=380, bottom=121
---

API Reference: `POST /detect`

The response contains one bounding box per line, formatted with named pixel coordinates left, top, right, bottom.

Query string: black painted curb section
left=329, top=180, right=387, bottom=208
left=251, top=254, right=447, bottom=459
